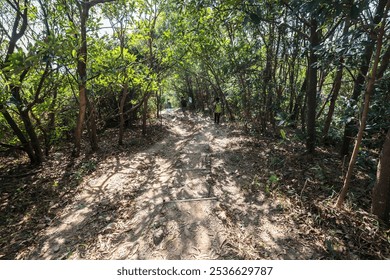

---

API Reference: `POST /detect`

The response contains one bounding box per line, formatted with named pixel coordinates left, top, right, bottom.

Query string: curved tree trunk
left=1, top=109, right=36, bottom=164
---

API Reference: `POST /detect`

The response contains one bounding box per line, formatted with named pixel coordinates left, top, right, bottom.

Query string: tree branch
left=88, top=0, right=116, bottom=8
left=282, top=1, right=311, bottom=27
left=5, top=0, right=28, bottom=62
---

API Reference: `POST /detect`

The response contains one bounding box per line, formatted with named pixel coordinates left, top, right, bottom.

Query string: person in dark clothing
left=180, top=97, right=187, bottom=114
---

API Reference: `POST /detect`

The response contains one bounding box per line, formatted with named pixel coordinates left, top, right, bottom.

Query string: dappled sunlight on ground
left=1, top=110, right=388, bottom=260
left=11, top=111, right=321, bottom=260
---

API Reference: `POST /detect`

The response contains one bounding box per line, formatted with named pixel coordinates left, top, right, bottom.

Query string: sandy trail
left=26, top=111, right=313, bottom=260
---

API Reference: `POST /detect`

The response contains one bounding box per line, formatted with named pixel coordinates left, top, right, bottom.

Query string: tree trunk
left=239, top=73, right=251, bottom=124
left=372, top=128, right=390, bottom=223
left=74, top=86, right=87, bottom=156
left=322, top=11, right=353, bottom=138
left=301, top=92, right=307, bottom=132
left=322, top=63, right=343, bottom=140
left=156, top=91, right=161, bottom=119
left=10, top=84, right=44, bottom=164
left=291, top=76, right=306, bottom=127
left=73, top=1, right=98, bottom=155
left=0, top=2, right=37, bottom=163
left=265, top=45, right=274, bottom=131
left=142, top=95, right=149, bottom=136
left=306, top=18, right=320, bottom=154
left=340, top=0, right=388, bottom=156
left=73, top=3, right=89, bottom=156
left=340, top=45, right=373, bottom=156
left=335, top=3, right=387, bottom=208
left=19, top=109, right=44, bottom=164
left=1, top=109, right=36, bottom=164
left=46, top=89, right=58, bottom=156
left=118, top=83, right=128, bottom=145
left=288, top=65, right=296, bottom=115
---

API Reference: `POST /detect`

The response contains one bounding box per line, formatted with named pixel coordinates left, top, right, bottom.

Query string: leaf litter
left=0, top=111, right=389, bottom=260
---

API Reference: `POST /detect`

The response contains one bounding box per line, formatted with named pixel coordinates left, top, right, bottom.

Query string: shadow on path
left=20, top=111, right=324, bottom=260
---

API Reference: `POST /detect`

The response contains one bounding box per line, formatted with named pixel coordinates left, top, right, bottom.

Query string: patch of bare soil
left=1, top=111, right=389, bottom=260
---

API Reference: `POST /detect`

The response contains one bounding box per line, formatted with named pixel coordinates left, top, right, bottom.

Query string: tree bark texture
left=73, top=2, right=89, bottom=156
left=73, top=0, right=116, bottom=156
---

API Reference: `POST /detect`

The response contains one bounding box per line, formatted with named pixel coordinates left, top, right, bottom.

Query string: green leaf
left=280, top=129, right=287, bottom=140
left=268, top=174, right=278, bottom=184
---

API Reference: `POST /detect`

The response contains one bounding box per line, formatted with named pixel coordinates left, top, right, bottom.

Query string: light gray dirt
left=25, top=111, right=316, bottom=260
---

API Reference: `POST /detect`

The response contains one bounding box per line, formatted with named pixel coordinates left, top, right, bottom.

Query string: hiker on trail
left=214, top=97, right=222, bottom=124
left=180, top=97, right=187, bottom=114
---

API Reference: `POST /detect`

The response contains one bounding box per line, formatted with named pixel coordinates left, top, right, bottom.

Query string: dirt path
left=26, top=111, right=316, bottom=260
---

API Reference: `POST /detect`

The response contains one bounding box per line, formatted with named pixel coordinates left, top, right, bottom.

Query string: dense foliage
left=1, top=0, right=389, bottom=220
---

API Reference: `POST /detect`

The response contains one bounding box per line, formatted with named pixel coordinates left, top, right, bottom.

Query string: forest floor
left=1, top=110, right=389, bottom=260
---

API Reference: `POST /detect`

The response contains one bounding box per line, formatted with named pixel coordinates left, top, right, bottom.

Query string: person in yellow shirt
left=214, top=97, right=222, bottom=124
